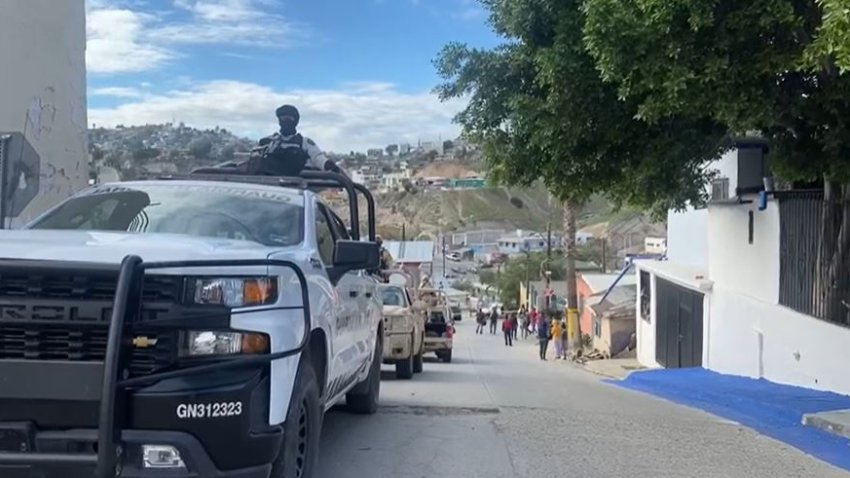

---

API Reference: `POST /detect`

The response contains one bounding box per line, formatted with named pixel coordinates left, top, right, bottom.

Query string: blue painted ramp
left=612, top=368, right=850, bottom=472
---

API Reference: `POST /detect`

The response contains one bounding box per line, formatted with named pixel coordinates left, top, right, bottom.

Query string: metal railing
left=778, top=191, right=850, bottom=326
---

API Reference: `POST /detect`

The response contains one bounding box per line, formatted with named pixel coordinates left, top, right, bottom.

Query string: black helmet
left=275, top=104, right=300, bottom=124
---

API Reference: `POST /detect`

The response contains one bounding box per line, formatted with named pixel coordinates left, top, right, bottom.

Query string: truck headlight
left=191, top=276, right=277, bottom=307
left=180, top=330, right=270, bottom=357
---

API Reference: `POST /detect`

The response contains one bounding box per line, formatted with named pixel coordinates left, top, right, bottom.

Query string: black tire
left=346, top=331, right=381, bottom=414
left=271, top=358, right=322, bottom=478
left=442, top=350, right=453, bottom=363
left=413, top=335, right=424, bottom=374
left=396, top=354, right=413, bottom=379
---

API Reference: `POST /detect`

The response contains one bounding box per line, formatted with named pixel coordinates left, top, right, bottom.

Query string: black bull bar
left=0, top=256, right=311, bottom=477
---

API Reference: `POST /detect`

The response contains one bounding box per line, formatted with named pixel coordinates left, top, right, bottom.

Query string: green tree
left=435, top=0, right=724, bottom=351
left=583, top=0, right=850, bottom=322
left=386, top=144, right=399, bottom=156
left=188, top=137, right=213, bottom=159
left=220, top=144, right=236, bottom=162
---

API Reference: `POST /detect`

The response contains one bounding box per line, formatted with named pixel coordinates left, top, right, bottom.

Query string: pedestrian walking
left=510, top=313, right=519, bottom=341
left=489, top=307, right=499, bottom=334
left=475, top=308, right=486, bottom=334
left=520, top=310, right=530, bottom=340
left=536, top=315, right=550, bottom=360
left=502, top=317, right=514, bottom=346
left=559, top=320, right=569, bottom=359
left=530, top=307, right=540, bottom=334
left=551, top=318, right=564, bottom=359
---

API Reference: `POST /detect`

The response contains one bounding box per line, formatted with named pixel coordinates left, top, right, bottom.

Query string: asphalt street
left=315, top=319, right=848, bottom=478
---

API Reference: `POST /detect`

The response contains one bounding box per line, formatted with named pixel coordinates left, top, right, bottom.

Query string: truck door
left=315, top=203, right=361, bottom=388
left=326, top=207, right=375, bottom=365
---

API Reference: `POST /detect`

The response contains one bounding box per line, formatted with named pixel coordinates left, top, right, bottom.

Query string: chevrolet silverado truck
left=0, top=169, right=383, bottom=478
left=379, top=283, right=425, bottom=379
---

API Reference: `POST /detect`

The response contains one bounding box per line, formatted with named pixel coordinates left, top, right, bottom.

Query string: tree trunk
left=563, top=197, right=582, bottom=356
left=817, top=180, right=850, bottom=325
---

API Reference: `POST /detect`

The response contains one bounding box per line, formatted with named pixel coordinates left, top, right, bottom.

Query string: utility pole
left=441, top=233, right=447, bottom=280
left=564, top=198, right=583, bottom=358
left=601, top=238, right=607, bottom=273
left=544, top=192, right=553, bottom=311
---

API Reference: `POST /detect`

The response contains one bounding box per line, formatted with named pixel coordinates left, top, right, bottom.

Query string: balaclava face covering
left=276, top=104, right=300, bottom=136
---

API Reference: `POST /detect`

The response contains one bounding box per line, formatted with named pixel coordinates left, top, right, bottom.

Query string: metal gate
left=655, top=278, right=704, bottom=368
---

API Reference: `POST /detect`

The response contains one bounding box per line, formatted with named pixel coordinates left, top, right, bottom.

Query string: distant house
left=644, top=237, right=667, bottom=254
left=588, top=284, right=637, bottom=357
left=497, top=230, right=561, bottom=256
left=577, top=273, right=636, bottom=336
left=383, top=240, right=434, bottom=287
left=575, top=230, right=594, bottom=245
left=519, top=264, right=603, bottom=311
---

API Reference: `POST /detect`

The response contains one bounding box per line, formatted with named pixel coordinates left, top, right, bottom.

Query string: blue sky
left=86, top=0, right=500, bottom=151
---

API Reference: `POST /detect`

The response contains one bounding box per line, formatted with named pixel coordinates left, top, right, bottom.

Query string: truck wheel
left=442, top=350, right=453, bottom=363
left=346, top=332, right=381, bottom=414
left=396, top=353, right=413, bottom=379
left=271, top=358, right=321, bottom=478
left=413, top=334, right=424, bottom=373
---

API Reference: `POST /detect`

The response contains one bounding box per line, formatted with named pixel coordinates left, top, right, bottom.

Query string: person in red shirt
left=529, top=307, right=540, bottom=334
left=502, top=314, right=514, bottom=346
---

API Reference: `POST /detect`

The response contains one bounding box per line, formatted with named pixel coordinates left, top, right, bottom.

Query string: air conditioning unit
left=711, top=177, right=730, bottom=201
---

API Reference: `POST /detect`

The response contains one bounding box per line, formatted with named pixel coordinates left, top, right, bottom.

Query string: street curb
left=578, top=363, right=626, bottom=380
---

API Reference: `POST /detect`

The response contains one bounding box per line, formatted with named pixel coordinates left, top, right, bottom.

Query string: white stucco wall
left=666, top=208, right=708, bottom=269
left=711, top=150, right=739, bottom=193
left=635, top=266, right=660, bottom=368
left=707, top=200, right=780, bottom=304
left=0, top=0, right=88, bottom=224
left=709, top=285, right=850, bottom=395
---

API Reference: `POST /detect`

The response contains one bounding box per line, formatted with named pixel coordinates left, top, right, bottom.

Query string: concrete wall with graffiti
left=0, top=0, right=88, bottom=226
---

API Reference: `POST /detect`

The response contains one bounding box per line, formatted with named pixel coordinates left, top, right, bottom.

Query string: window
left=639, top=270, right=651, bottom=322
left=593, top=318, right=602, bottom=337
left=380, top=286, right=407, bottom=307
left=314, top=205, right=336, bottom=265
left=327, top=208, right=351, bottom=240
left=28, top=183, right=304, bottom=246
left=711, top=177, right=730, bottom=201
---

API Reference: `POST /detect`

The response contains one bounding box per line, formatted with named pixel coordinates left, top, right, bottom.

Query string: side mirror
left=334, top=240, right=380, bottom=268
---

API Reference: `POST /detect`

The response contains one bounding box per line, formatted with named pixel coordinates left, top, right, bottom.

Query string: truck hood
left=382, top=305, right=409, bottom=317
left=0, top=230, right=289, bottom=264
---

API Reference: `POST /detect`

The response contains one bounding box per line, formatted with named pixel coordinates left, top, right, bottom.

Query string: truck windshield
left=380, top=287, right=407, bottom=307
left=26, top=183, right=304, bottom=247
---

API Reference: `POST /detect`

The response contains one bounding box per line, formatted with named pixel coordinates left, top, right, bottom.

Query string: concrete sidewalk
left=579, top=357, right=645, bottom=380
left=612, top=368, right=850, bottom=473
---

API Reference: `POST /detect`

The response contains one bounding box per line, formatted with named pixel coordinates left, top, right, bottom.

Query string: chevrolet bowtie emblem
left=132, top=336, right=158, bottom=348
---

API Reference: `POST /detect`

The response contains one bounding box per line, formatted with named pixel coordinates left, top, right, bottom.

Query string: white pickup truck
left=0, top=170, right=382, bottom=478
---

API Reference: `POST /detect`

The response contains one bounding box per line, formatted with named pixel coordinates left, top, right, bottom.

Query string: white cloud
left=90, top=86, right=146, bottom=98
left=86, top=0, right=305, bottom=74
left=89, top=80, right=465, bottom=152
left=86, top=8, right=174, bottom=74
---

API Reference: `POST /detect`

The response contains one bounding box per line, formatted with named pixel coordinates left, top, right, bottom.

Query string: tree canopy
left=434, top=0, right=728, bottom=216
left=582, top=0, right=850, bottom=183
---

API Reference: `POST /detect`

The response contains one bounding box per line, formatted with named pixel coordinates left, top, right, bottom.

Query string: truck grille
left=0, top=325, right=176, bottom=376
left=0, top=270, right=182, bottom=377
left=0, top=271, right=181, bottom=303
